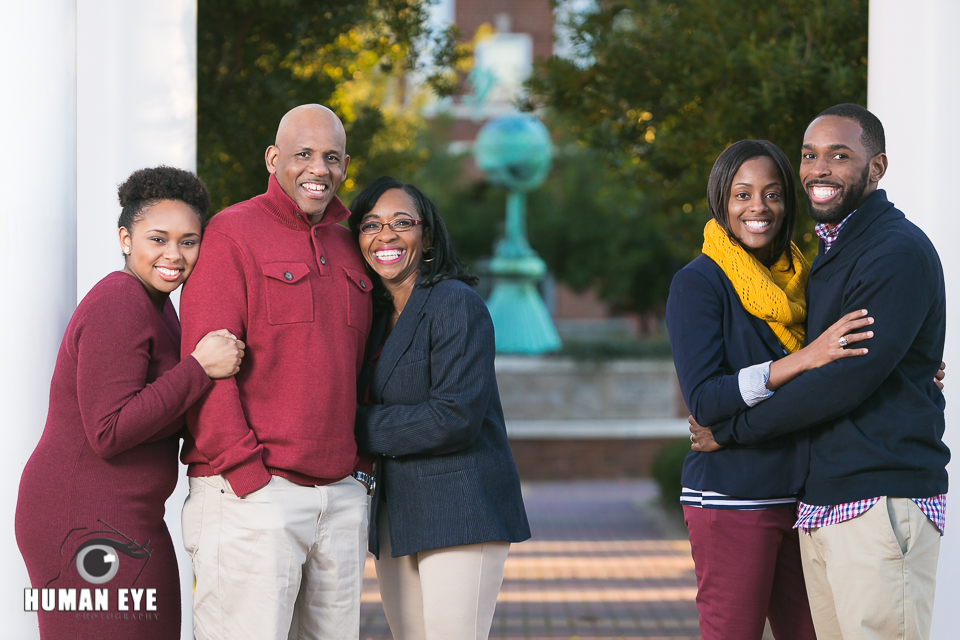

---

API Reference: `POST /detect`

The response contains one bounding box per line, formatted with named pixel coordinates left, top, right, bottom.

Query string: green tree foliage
left=397, top=122, right=678, bottom=313
left=524, top=0, right=868, bottom=311
left=197, top=0, right=467, bottom=212
left=378, top=118, right=499, bottom=269
left=651, top=438, right=691, bottom=508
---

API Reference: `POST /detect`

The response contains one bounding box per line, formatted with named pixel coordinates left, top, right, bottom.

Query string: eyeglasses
left=357, top=219, right=424, bottom=235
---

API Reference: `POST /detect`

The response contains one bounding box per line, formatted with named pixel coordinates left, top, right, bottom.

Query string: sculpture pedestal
left=486, top=250, right=561, bottom=354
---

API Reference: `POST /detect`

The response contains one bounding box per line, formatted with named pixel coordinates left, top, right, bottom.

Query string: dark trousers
left=683, top=505, right=816, bottom=640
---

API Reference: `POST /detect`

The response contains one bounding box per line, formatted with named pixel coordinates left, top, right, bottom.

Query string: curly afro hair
left=117, top=166, right=210, bottom=231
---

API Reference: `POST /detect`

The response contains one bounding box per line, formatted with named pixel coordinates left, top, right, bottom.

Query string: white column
left=868, top=2, right=960, bottom=636
left=77, top=0, right=198, bottom=298
left=77, top=2, right=197, bottom=638
left=0, top=2, right=77, bottom=638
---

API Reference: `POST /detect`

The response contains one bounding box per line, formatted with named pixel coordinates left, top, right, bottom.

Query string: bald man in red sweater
left=179, top=104, right=374, bottom=640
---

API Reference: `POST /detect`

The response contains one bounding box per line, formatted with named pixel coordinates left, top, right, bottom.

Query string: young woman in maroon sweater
left=16, top=167, right=244, bottom=640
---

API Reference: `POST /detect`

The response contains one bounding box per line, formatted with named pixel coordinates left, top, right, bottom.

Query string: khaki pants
left=182, top=474, right=369, bottom=640
left=798, top=497, right=940, bottom=640
left=374, top=502, right=510, bottom=640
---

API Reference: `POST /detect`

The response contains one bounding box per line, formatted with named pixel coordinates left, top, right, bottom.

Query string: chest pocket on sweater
left=263, top=262, right=314, bottom=325
left=343, top=267, right=373, bottom=333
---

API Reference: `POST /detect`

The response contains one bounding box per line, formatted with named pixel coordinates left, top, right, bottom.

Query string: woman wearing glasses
left=349, top=176, right=530, bottom=640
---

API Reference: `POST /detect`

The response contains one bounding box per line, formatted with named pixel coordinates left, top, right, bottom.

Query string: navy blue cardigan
left=666, top=254, right=809, bottom=499
left=710, top=190, right=949, bottom=505
left=355, top=278, right=531, bottom=558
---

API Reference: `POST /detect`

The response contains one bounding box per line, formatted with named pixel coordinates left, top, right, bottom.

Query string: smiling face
left=265, top=105, right=350, bottom=220
left=725, top=155, right=786, bottom=265
left=358, top=188, right=429, bottom=295
left=800, top=115, right=886, bottom=226
left=119, top=199, right=202, bottom=309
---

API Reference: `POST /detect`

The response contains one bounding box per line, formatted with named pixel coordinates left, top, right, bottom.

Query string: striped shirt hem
left=681, top=488, right=798, bottom=510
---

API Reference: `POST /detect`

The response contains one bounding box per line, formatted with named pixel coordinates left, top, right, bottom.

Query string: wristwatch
left=352, top=471, right=376, bottom=496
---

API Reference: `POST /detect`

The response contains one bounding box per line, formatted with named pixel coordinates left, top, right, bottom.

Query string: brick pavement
left=360, top=480, right=703, bottom=640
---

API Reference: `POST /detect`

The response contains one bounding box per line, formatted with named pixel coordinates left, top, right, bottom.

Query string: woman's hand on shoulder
left=192, top=329, right=245, bottom=379
left=802, top=309, right=873, bottom=369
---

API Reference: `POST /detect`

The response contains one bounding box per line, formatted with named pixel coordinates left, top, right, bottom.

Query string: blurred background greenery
left=198, top=0, right=453, bottom=208
left=197, top=0, right=868, bottom=316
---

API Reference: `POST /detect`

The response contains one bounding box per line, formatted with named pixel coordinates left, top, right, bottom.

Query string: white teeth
left=375, top=249, right=403, bottom=261
left=812, top=186, right=838, bottom=198
left=304, top=183, right=326, bottom=193
left=156, top=267, right=180, bottom=276
left=744, top=220, right=770, bottom=229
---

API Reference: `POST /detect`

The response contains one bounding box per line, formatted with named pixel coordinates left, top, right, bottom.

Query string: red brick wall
left=553, top=284, right=612, bottom=320
left=456, top=0, right=554, bottom=60
left=447, top=118, right=485, bottom=144
left=509, top=438, right=686, bottom=480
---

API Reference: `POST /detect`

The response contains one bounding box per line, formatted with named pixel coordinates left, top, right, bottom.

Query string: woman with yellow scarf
left=665, top=140, right=873, bottom=640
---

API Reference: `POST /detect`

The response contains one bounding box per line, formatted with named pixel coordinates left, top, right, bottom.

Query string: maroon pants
left=683, top=505, right=816, bottom=640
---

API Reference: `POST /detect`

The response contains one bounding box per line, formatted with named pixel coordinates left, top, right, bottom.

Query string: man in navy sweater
left=691, top=104, right=948, bottom=640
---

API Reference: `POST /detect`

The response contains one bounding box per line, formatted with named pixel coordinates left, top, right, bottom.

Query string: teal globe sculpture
left=474, top=115, right=552, bottom=192
left=474, top=114, right=561, bottom=355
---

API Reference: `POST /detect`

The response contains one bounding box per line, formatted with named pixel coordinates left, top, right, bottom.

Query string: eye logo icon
left=48, top=521, right=152, bottom=588
left=74, top=541, right=124, bottom=584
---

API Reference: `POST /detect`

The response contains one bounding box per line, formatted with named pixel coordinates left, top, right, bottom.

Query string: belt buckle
left=352, top=471, right=376, bottom=496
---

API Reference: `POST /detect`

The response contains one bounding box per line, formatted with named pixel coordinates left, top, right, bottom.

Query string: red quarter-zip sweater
left=179, top=176, right=373, bottom=496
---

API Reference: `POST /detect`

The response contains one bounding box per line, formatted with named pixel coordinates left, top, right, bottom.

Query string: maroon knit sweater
left=179, top=176, right=373, bottom=496
left=16, top=271, right=213, bottom=639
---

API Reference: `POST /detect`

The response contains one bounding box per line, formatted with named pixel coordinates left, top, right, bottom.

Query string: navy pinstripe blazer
left=355, top=278, right=531, bottom=558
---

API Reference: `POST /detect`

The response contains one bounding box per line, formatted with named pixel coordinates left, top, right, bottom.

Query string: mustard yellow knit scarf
left=701, top=219, right=809, bottom=354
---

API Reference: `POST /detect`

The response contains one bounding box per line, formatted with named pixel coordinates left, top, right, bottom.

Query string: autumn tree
left=523, top=0, right=869, bottom=311
left=197, top=0, right=464, bottom=211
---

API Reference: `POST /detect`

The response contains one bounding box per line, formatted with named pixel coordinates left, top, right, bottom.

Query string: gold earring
left=422, top=246, right=435, bottom=263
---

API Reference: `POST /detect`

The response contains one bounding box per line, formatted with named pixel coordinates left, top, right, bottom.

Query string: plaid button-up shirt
left=796, top=495, right=946, bottom=535
left=813, top=210, right=856, bottom=251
